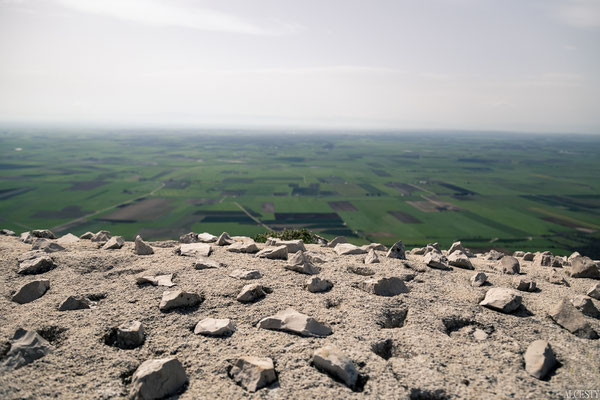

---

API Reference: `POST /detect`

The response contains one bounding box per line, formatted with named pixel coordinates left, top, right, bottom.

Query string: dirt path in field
left=233, top=201, right=272, bottom=231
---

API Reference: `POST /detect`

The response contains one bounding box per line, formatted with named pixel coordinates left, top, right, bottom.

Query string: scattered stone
left=549, top=299, right=598, bottom=339
left=285, top=251, right=320, bottom=275
left=306, top=277, right=333, bottom=293
left=12, top=279, right=50, bottom=304
left=56, top=233, right=80, bottom=245
left=513, top=277, right=536, bottom=292
left=447, top=250, right=473, bottom=269
left=569, top=256, right=600, bottom=279
left=20, top=232, right=32, bottom=244
left=258, top=308, right=332, bottom=337
left=473, top=329, right=488, bottom=341
left=193, top=258, right=220, bottom=270
left=197, top=232, right=217, bottom=243
left=334, top=243, right=367, bottom=256
left=255, top=245, right=288, bottom=260
left=216, top=232, right=234, bottom=246
left=361, top=243, right=387, bottom=252
left=448, top=241, right=474, bottom=257
left=0, top=228, right=16, bottom=236
left=327, top=236, right=347, bottom=248
left=265, top=238, right=306, bottom=253
left=237, top=284, right=267, bottom=303
left=31, top=238, right=65, bottom=253
left=134, top=235, right=154, bottom=255
left=483, top=250, right=504, bottom=261
left=425, top=242, right=442, bottom=254
left=1, top=328, right=52, bottom=370
left=364, top=249, right=380, bottom=264
left=18, top=256, right=56, bottom=275
left=227, top=241, right=259, bottom=254
left=58, top=295, right=91, bottom=311
left=347, top=265, right=375, bottom=276
left=523, top=252, right=534, bottom=261
left=177, top=243, right=212, bottom=257
left=102, top=236, right=125, bottom=250
left=568, top=251, right=581, bottom=261
left=424, top=252, right=449, bottom=270
left=229, top=269, right=262, bottom=280
left=194, top=318, right=235, bottom=336
left=471, top=272, right=487, bottom=287
left=386, top=240, right=406, bottom=259
left=533, top=253, right=554, bottom=267
left=31, top=229, right=56, bottom=239
left=129, top=358, right=188, bottom=400
left=80, top=231, right=94, bottom=239
left=313, top=345, right=359, bottom=389
left=479, top=288, right=522, bottom=313
left=570, top=295, right=600, bottom=318
left=229, top=356, right=277, bottom=392
left=115, top=321, right=145, bottom=349
left=179, top=232, right=198, bottom=243
left=136, top=274, right=175, bottom=287
left=524, top=340, right=557, bottom=380
left=547, top=269, right=570, bottom=286
left=305, top=251, right=330, bottom=264
left=411, top=247, right=426, bottom=255
left=159, top=290, right=203, bottom=311
left=588, top=283, right=600, bottom=300
left=91, top=230, right=111, bottom=242
left=360, top=277, right=409, bottom=296
left=513, top=251, right=525, bottom=258
left=498, top=256, right=520, bottom=274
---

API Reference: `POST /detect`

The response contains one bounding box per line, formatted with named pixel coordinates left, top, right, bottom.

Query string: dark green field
left=1, top=129, right=599, bottom=257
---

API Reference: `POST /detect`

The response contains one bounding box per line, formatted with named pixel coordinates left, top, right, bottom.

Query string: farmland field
left=1, top=129, right=599, bottom=257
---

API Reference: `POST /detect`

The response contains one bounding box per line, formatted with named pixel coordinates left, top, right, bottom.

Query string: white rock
left=237, top=284, right=267, bottom=303
left=305, top=277, right=333, bottom=293
left=31, top=238, right=65, bottom=253
left=313, top=345, right=359, bottom=388
left=58, top=295, right=91, bottom=311
left=193, top=258, right=220, bottom=270
left=285, top=251, right=320, bottom=275
left=197, top=232, right=217, bottom=243
left=424, top=252, right=449, bottom=270
left=159, top=290, right=203, bottom=311
left=216, top=232, right=234, bottom=246
left=134, top=236, right=154, bottom=255
left=498, top=256, right=520, bottom=274
left=347, top=265, right=375, bottom=276
left=102, top=236, right=124, bottom=250
left=479, top=288, right=522, bottom=313
left=570, top=295, right=600, bottom=318
left=129, top=358, right=188, bottom=400
left=470, top=272, right=487, bottom=287
left=227, top=241, right=259, bottom=254
left=513, top=277, right=536, bottom=292
left=91, top=230, right=111, bottom=242
left=334, top=243, right=367, bottom=256
left=364, top=249, right=380, bottom=264
left=524, top=340, right=557, bottom=380
left=56, top=233, right=80, bottom=245
left=549, top=299, right=598, bottom=339
left=255, top=245, right=288, bottom=260
left=194, top=318, right=235, bottom=336
left=447, top=250, right=473, bottom=269
left=588, top=283, right=600, bottom=300
left=229, top=269, right=262, bottom=280
left=1, top=328, right=52, bottom=370
left=12, top=280, right=50, bottom=304
left=326, top=236, right=347, bottom=248
left=265, top=238, right=306, bottom=253
left=136, top=274, right=175, bottom=287
left=360, top=277, right=409, bottom=296
left=116, top=321, right=145, bottom=349
left=360, top=243, right=387, bottom=252
left=80, top=231, right=94, bottom=239
left=258, top=308, right=332, bottom=337
left=18, top=255, right=56, bottom=275
left=229, top=357, right=277, bottom=392
left=20, top=232, right=32, bottom=243
left=177, top=243, right=212, bottom=257
left=386, top=240, right=406, bottom=259
left=31, top=229, right=56, bottom=239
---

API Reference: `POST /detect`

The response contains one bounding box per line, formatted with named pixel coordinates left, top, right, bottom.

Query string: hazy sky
left=1, top=0, right=599, bottom=132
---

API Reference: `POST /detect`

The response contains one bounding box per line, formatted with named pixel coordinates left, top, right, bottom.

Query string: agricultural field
left=1, top=129, right=599, bottom=257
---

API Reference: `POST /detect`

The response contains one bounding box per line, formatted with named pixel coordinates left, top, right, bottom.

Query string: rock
left=159, top=290, right=203, bottom=311
left=31, top=229, right=56, bottom=239
left=522, top=252, right=534, bottom=261
left=424, top=252, right=449, bottom=270
left=229, top=269, right=262, bottom=280
left=568, top=251, right=581, bottom=261
left=255, top=245, right=288, bottom=260
left=136, top=274, right=175, bottom=287
left=425, top=242, right=442, bottom=255
left=0, top=228, right=16, bottom=236
left=334, top=243, right=367, bottom=256
left=56, top=233, right=80, bottom=245
left=1, top=329, right=52, bottom=370
left=80, top=231, right=94, bottom=239
left=479, top=288, right=522, bottom=313
left=58, top=295, right=91, bottom=311
left=265, top=238, right=306, bottom=253
left=305, top=251, right=330, bottom=264
left=327, top=236, right=347, bottom=248
left=524, top=340, right=557, bottom=380
left=31, top=238, right=65, bottom=253
left=193, top=258, right=220, bottom=270
left=129, top=358, right=188, bottom=400
left=360, top=243, right=387, bottom=252
left=547, top=269, right=570, bottom=286
left=177, top=243, right=212, bottom=257
left=347, top=265, right=375, bottom=276
left=285, top=251, right=320, bottom=275
left=513, top=251, right=525, bottom=258
left=216, top=232, right=234, bottom=246
left=258, top=308, right=332, bottom=337
left=197, top=232, right=217, bottom=243
left=411, top=247, right=426, bottom=255
left=179, top=232, right=198, bottom=243
left=533, top=253, right=554, bottom=267
left=473, top=329, right=488, bottom=341
left=570, top=295, right=600, bottom=318
left=513, top=277, right=536, bottom=292
left=237, top=284, right=267, bottom=303
left=471, top=272, right=487, bottom=287
left=116, top=321, right=145, bottom=349
left=482, top=250, right=504, bottom=261
left=364, top=249, right=380, bottom=264
left=587, top=283, right=600, bottom=300
left=448, top=241, right=474, bottom=257
left=134, top=236, right=154, bottom=255
left=12, top=279, right=50, bottom=304
left=20, top=232, right=32, bottom=243
left=305, top=277, right=333, bottom=293
left=18, top=256, right=56, bottom=275
left=194, top=318, right=235, bottom=336
left=549, top=299, right=598, bottom=339
left=102, top=236, right=125, bottom=250
left=91, top=230, right=111, bottom=242
left=227, top=241, right=259, bottom=254
left=313, top=345, right=359, bottom=388
left=386, top=240, right=406, bottom=259
left=498, top=256, right=520, bottom=274
left=229, top=356, right=277, bottom=392
left=447, top=250, right=474, bottom=269
left=569, top=256, right=600, bottom=279
left=360, top=277, right=409, bottom=296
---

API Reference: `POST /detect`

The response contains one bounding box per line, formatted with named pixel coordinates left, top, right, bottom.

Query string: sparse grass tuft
left=253, top=228, right=315, bottom=244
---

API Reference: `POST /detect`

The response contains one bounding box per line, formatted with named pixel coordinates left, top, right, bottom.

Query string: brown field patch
left=387, top=211, right=422, bottom=223
left=408, top=196, right=460, bottom=213
left=262, top=202, right=275, bottom=213
left=101, top=198, right=172, bottom=222
left=328, top=201, right=358, bottom=211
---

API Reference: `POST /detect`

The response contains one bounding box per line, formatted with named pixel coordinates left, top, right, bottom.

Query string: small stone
left=513, top=277, right=536, bottom=292
left=524, top=340, right=557, bottom=380
left=31, top=238, right=65, bottom=253
left=547, top=269, right=570, bottom=286
left=305, top=251, right=330, bottom=264
left=31, top=229, right=56, bottom=239
left=197, top=232, right=217, bottom=243
left=327, top=236, right=347, bottom=248
left=513, top=251, right=525, bottom=258
left=227, top=241, right=259, bottom=254
left=255, top=245, right=288, bottom=260
left=18, top=256, right=56, bottom=275
left=306, top=277, right=333, bottom=293
left=313, top=345, right=359, bottom=388
left=285, top=251, right=320, bottom=275
left=56, top=233, right=80, bottom=245
left=116, top=321, right=145, bottom=349
left=587, top=283, right=600, bottom=300
left=361, top=243, right=387, bottom=252
left=471, top=272, right=487, bottom=287
left=179, top=232, right=198, bottom=243
left=102, top=236, right=125, bottom=250
left=1, top=328, right=52, bottom=370
left=129, top=358, right=188, bottom=400
left=334, top=243, right=367, bottom=256
left=523, top=252, right=534, bottom=261
left=177, top=243, right=212, bottom=257
left=447, top=250, right=473, bottom=269
left=347, top=265, right=375, bottom=276
left=136, top=274, right=175, bottom=287
left=364, top=249, right=380, bottom=264
left=193, top=258, right=220, bottom=270
left=159, top=290, right=203, bottom=312
left=448, top=241, right=474, bottom=257
left=549, top=299, right=598, bottom=339
left=134, top=236, right=154, bottom=255
left=533, top=253, right=554, bottom=267
left=568, top=251, right=582, bottom=261
left=0, top=228, right=16, bottom=236
left=570, top=295, right=600, bottom=318
left=237, top=284, right=267, bottom=303
left=91, top=230, right=111, bottom=242
left=20, top=232, right=32, bottom=243
left=386, top=240, right=406, bottom=259
left=265, top=238, right=306, bottom=253
left=58, top=295, right=91, bottom=311
left=473, top=329, right=488, bottom=341
left=12, top=280, right=50, bottom=304
left=216, top=232, right=234, bottom=246
left=229, top=356, right=277, bottom=392
left=258, top=308, right=332, bottom=337
left=80, top=231, right=94, bottom=239
left=479, top=288, right=522, bottom=313
left=360, top=277, right=409, bottom=296
left=229, top=269, right=262, bottom=280
left=424, top=252, right=449, bottom=270
left=499, top=256, right=520, bottom=274
left=194, top=318, right=235, bottom=336
left=483, top=250, right=504, bottom=261
left=569, top=256, right=600, bottom=279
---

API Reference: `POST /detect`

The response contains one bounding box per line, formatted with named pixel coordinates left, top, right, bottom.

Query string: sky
left=0, top=0, right=599, bottom=133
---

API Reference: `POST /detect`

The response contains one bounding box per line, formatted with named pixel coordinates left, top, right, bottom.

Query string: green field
left=1, top=129, right=599, bottom=257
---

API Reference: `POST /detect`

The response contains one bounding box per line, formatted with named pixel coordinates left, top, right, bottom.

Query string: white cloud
left=553, top=0, right=600, bottom=29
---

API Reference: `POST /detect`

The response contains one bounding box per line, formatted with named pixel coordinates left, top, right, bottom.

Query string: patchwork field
left=0, top=130, right=599, bottom=257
